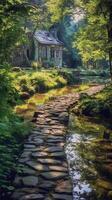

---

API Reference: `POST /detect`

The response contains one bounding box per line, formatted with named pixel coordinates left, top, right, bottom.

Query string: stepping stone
left=24, top=144, right=36, bottom=148
left=45, top=146, right=63, bottom=153
left=46, top=139, right=64, bottom=143
left=12, top=191, right=25, bottom=199
left=49, top=165, right=67, bottom=172
left=31, top=152, right=48, bottom=158
left=55, top=180, right=72, bottom=194
left=50, top=152, right=65, bottom=157
left=20, top=167, right=36, bottom=175
left=52, top=193, right=72, bottom=200
left=42, top=129, right=50, bottom=134
left=21, top=194, right=44, bottom=200
left=41, top=171, right=67, bottom=180
left=33, top=139, right=44, bottom=145
left=26, top=161, right=49, bottom=171
left=39, top=180, right=55, bottom=189
left=22, top=176, right=38, bottom=187
left=47, top=135, right=63, bottom=139
left=21, top=152, right=31, bottom=158
left=37, top=159, right=62, bottom=165
left=19, top=157, right=30, bottom=164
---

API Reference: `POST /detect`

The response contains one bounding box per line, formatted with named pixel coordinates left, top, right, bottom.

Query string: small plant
left=31, top=61, right=42, bottom=71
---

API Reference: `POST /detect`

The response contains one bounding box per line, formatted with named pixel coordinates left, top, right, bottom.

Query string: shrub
left=55, top=76, right=67, bottom=87
left=31, top=61, right=42, bottom=71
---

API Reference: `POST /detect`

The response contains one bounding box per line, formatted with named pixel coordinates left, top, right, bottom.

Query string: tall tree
left=75, top=0, right=112, bottom=75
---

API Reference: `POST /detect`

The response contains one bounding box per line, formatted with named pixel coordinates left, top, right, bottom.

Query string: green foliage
left=0, top=68, right=31, bottom=196
left=46, top=0, right=75, bottom=23
left=73, top=0, right=112, bottom=72
left=0, top=114, right=31, bottom=192
left=10, top=69, right=70, bottom=97
left=72, top=84, right=112, bottom=119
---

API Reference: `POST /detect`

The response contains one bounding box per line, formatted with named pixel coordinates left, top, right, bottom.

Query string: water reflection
left=66, top=115, right=112, bottom=200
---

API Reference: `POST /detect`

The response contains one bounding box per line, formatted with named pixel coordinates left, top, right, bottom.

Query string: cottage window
left=51, top=48, right=55, bottom=58
left=42, top=47, right=47, bottom=58
left=56, top=50, right=59, bottom=58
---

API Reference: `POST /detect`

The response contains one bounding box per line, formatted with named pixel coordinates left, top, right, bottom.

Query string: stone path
left=12, top=85, right=104, bottom=200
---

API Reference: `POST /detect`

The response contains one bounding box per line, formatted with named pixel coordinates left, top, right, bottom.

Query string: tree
left=46, top=0, right=75, bottom=23
left=74, top=0, right=112, bottom=75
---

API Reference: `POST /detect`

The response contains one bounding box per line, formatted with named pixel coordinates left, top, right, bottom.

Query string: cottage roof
left=34, top=30, right=63, bottom=46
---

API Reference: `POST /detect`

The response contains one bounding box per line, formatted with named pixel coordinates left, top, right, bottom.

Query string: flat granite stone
left=49, top=165, right=67, bottom=172
left=39, top=180, right=55, bottom=189
left=45, top=146, right=63, bottom=153
left=12, top=191, right=25, bottom=199
left=50, top=152, right=65, bottom=157
left=24, top=144, right=36, bottom=148
left=41, top=171, right=67, bottom=180
left=37, top=158, right=62, bottom=165
left=22, top=176, right=38, bottom=187
left=46, top=139, right=64, bottom=143
left=26, top=161, right=49, bottom=171
left=21, top=152, right=31, bottom=158
left=31, top=152, right=48, bottom=158
left=55, top=180, right=72, bottom=194
left=21, top=194, right=44, bottom=200
left=19, top=157, right=30, bottom=164
left=52, top=193, right=72, bottom=200
left=20, top=167, right=36, bottom=175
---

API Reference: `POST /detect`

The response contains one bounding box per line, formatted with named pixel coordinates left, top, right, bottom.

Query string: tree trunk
left=108, top=7, right=112, bottom=78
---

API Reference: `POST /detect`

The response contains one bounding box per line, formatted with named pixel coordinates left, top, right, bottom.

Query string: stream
left=66, top=114, right=112, bottom=200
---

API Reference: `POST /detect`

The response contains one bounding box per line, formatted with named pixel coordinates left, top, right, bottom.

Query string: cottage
left=34, top=30, right=63, bottom=67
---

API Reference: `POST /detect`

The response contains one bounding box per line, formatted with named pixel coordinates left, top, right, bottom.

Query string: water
left=15, top=75, right=110, bottom=120
left=66, top=114, right=112, bottom=200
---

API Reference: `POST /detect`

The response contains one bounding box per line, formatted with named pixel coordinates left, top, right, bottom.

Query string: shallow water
left=15, top=75, right=110, bottom=120
left=66, top=115, right=112, bottom=200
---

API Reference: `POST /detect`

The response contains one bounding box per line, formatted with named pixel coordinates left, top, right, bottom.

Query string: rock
left=107, top=153, right=112, bottom=159
left=59, top=112, right=69, bottom=123
left=39, top=181, right=55, bottom=190
left=14, top=176, right=22, bottom=186
left=37, top=159, right=62, bottom=165
left=20, top=92, right=30, bottom=100
left=19, top=157, right=30, bottom=164
left=46, top=138, right=64, bottom=143
left=42, top=129, right=50, bottom=134
left=12, top=191, right=25, bottom=199
left=50, top=152, right=65, bottom=158
left=108, top=191, right=112, bottom=200
left=31, top=152, right=48, bottom=158
left=55, top=180, right=72, bottom=194
left=96, top=179, right=112, bottom=190
left=32, top=139, right=44, bottom=145
left=52, top=193, right=72, bottom=200
left=41, top=171, right=67, bottom=180
left=24, top=144, right=36, bottom=149
left=45, top=146, right=63, bottom=153
left=101, top=164, right=112, bottom=176
left=22, top=176, right=38, bottom=187
left=21, top=152, right=31, bottom=158
left=49, top=165, right=67, bottom=172
left=20, top=167, right=36, bottom=175
left=26, top=161, right=48, bottom=171
left=21, top=194, right=44, bottom=200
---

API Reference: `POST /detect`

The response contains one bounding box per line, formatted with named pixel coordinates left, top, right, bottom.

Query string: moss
left=72, top=84, right=112, bottom=119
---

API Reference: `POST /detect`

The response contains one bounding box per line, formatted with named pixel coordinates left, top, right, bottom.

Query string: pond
left=66, top=114, right=112, bottom=200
